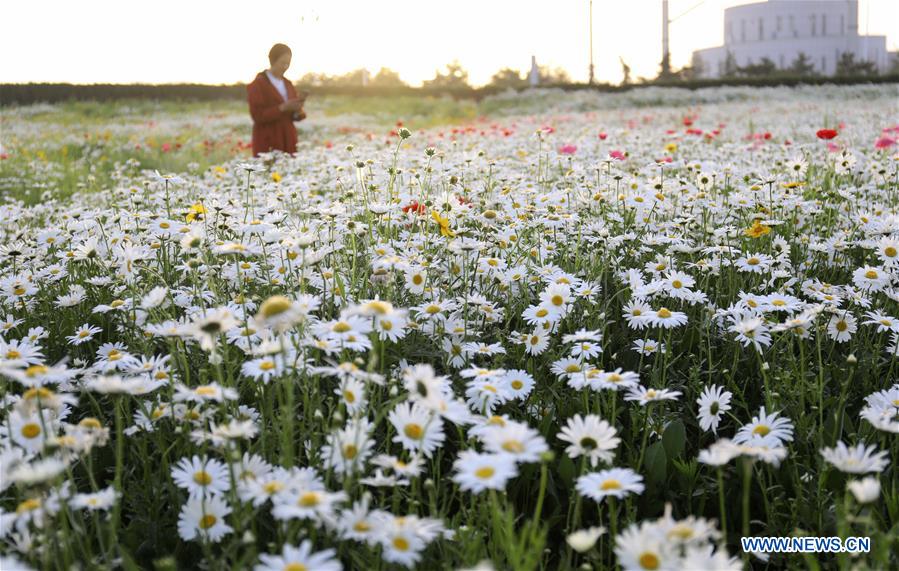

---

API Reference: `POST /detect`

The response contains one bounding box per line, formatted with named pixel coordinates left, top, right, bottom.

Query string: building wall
left=691, top=0, right=890, bottom=77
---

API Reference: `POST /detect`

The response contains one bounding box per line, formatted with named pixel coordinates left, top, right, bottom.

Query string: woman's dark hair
left=268, top=43, right=292, bottom=65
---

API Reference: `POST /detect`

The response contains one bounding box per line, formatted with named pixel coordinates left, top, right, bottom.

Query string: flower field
left=1, top=85, right=898, bottom=570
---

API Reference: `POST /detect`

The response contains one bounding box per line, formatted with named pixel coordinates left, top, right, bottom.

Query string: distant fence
left=2, top=75, right=898, bottom=106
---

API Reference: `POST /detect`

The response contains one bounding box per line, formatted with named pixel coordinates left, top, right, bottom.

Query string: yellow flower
left=431, top=210, right=455, bottom=238
left=271, top=172, right=282, bottom=183
left=744, top=219, right=771, bottom=238
left=665, top=143, right=678, bottom=153
left=186, top=202, right=206, bottom=222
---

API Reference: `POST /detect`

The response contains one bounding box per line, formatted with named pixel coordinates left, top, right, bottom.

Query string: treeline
left=2, top=71, right=898, bottom=107
left=702, top=50, right=899, bottom=79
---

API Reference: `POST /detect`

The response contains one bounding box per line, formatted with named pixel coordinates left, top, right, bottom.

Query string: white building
left=692, top=0, right=893, bottom=77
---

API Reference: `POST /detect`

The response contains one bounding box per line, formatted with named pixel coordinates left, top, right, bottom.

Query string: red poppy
left=402, top=201, right=427, bottom=215
left=609, top=150, right=627, bottom=161
left=816, top=129, right=838, bottom=140
left=598, top=132, right=607, bottom=140
left=558, top=144, right=577, bottom=155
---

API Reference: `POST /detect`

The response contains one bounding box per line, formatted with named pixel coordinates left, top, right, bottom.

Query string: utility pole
left=588, top=0, right=595, bottom=84
left=661, top=1, right=705, bottom=80
left=661, top=0, right=671, bottom=77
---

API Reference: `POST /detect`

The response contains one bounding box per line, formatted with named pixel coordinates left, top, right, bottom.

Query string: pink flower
left=826, top=142, right=841, bottom=152
left=608, top=150, right=626, bottom=161
left=558, top=144, right=577, bottom=155
left=875, top=136, right=896, bottom=150
left=598, top=132, right=608, bottom=140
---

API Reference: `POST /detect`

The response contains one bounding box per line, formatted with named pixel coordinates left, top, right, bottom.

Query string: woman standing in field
left=247, top=43, right=306, bottom=157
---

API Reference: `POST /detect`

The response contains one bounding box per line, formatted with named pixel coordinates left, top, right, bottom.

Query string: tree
left=789, top=52, right=817, bottom=77
left=619, top=57, right=632, bottom=85
left=688, top=54, right=704, bottom=80
left=739, top=57, right=777, bottom=77
left=488, top=68, right=527, bottom=89
left=296, top=72, right=328, bottom=87
left=890, top=53, right=899, bottom=75
left=723, top=51, right=738, bottom=78
left=369, top=67, right=407, bottom=87
left=422, top=61, right=471, bottom=89
left=537, top=65, right=571, bottom=85
left=835, top=52, right=878, bottom=77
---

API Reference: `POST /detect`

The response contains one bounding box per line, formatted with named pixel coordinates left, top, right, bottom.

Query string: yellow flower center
left=80, top=417, right=102, bottom=429
left=263, top=481, right=284, bottom=494
left=502, top=440, right=524, bottom=453
left=195, top=385, right=218, bottom=397
left=601, top=479, right=622, bottom=490
left=193, top=471, right=213, bottom=485
left=25, top=364, right=48, bottom=377
left=865, top=270, right=878, bottom=279
left=16, top=498, right=41, bottom=514
left=284, top=564, right=308, bottom=571
left=551, top=295, right=564, bottom=306
left=393, top=537, right=410, bottom=551
left=343, top=444, right=358, bottom=459
left=198, top=514, right=217, bottom=529
left=753, top=425, right=771, bottom=436
left=23, top=387, right=53, bottom=400
left=260, top=361, right=276, bottom=371
left=21, top=423, right=41, bottom=439
left=639, top=552, right=660, bottom=570
left=656, top=308, right=672, bottom=319
left=364, top=301, right=391, bottom=315
left=332, top=322, right=352, bottom=333
left=298, top=492, right=321, bottom=507
left=475, top=466, right=495, bottom=479
left=404, top=424, right=423, bottom=440
left=885, top=247, right=897, bottom=257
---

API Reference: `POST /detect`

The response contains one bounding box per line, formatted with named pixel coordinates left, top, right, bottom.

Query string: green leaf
left=558, top=455, right=575, bottom=486
left=645, top=441, right=667, bottom=485
left=662, top=419, right=686, bottom=459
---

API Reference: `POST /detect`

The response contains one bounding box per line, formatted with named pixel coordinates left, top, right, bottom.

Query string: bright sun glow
left=2, top=0, right=896, bottom=86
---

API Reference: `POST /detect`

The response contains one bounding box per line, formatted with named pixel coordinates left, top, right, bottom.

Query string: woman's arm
left=247, top=82, right=288, bottom=125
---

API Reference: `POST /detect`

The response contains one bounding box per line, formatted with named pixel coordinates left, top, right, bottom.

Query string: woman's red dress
left=246, top=72, right=305, bottom=156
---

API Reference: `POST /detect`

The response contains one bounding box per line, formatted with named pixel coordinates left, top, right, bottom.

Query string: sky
left=2, top=0, right=897, bottom=86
